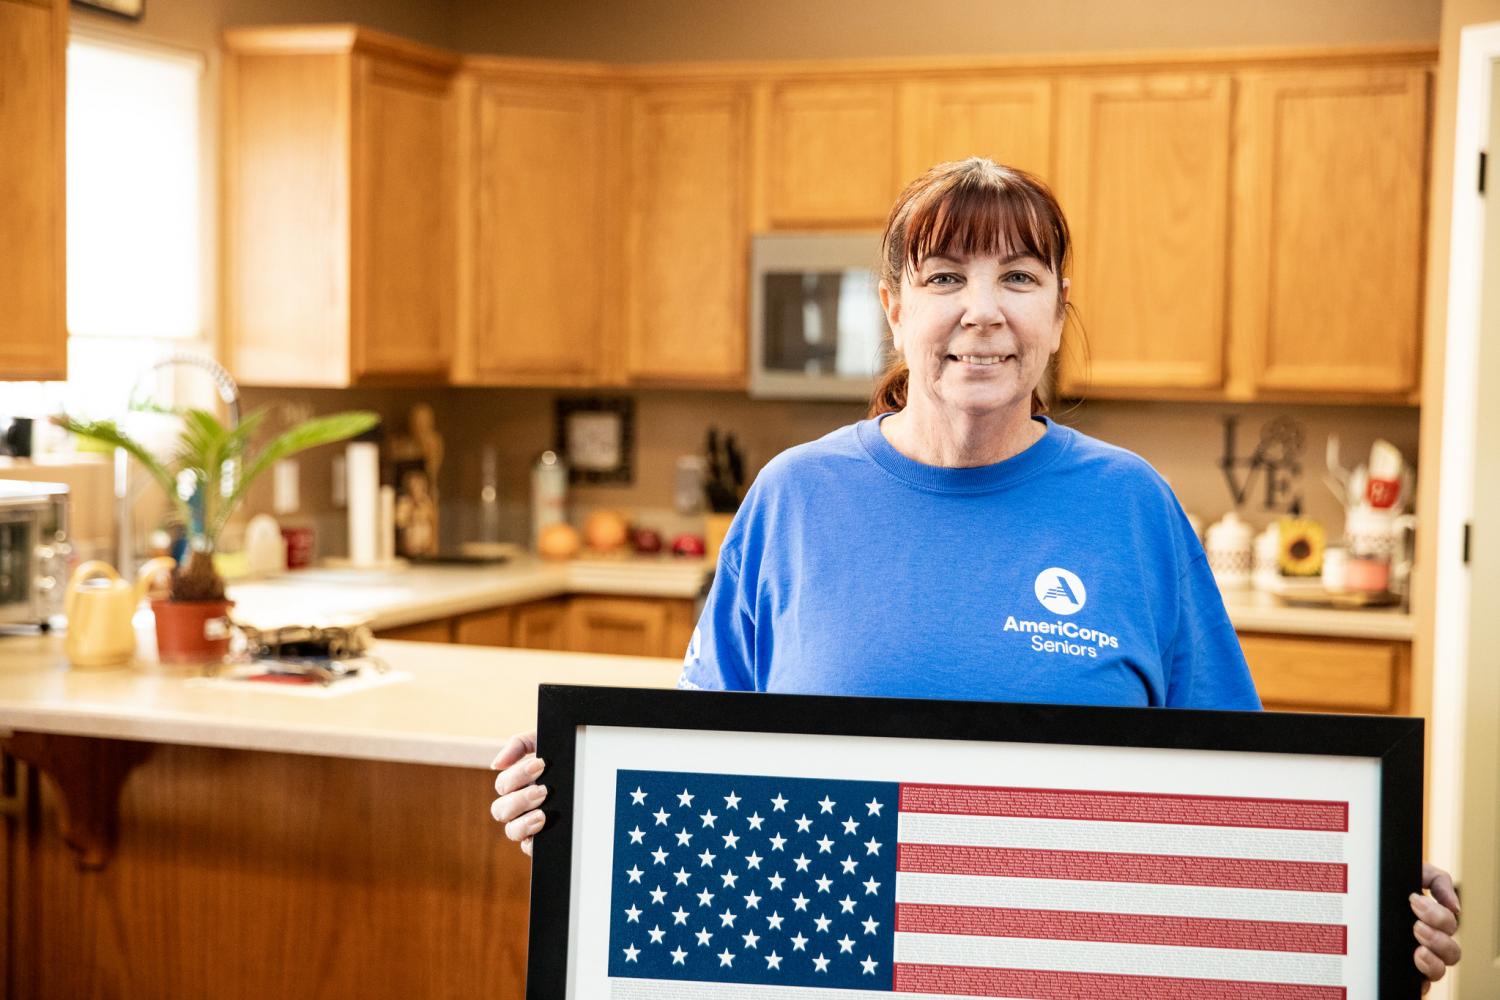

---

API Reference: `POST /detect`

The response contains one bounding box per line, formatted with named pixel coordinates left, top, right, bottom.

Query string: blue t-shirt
left=680, top=415, right=1260, bottom=710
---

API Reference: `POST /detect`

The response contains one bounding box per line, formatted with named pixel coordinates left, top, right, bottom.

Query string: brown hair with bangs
left=868, top=158, right=1077, bottom=418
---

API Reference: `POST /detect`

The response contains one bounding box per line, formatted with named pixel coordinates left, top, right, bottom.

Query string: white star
left=623, top=944, right=640, bottom=962
left=766, top=910, right=784, bottom=930
left=651, top=847, right=669, bottom=866
left=695, top=927, right=713, bottom=947
left=813, top=913, right=831, bottom=933
left=674, top=867, right=691, bottom=886
left=743, top=890, right=761, bottom=909
left=697, top=888, right=714, bottom=907
left=720, top=870, right=739, bottom=888
left=816, top=835, right=834, bottom=854
left=653, top=807, right=671, bottom=826
left=838, top=895, right=856, bottom=914
left=861, top=955, right=878, bottom=974
left=626, top=865, right=643, bottom=884
left=629, top=786, right=646, bottom=805
left=793, top=853, right=811, bottom=872
left=837, top=934, right=854, bottom=954
left=675, top=828, right=693, bottom=847
left=840, top=855, right=858, bottom=875
left=719, top=908, right=737, bottom=927
left=698, top=849, right=716, bottom=868
left=670, top=946, right=687, bottom=965
left=718, top=948, right=735, bottom=968
left=792, top=892, right=809, bottom=911
left=649, top=885, right=667, bottom=904
left=818, top=795, right=835, bottom=814
left=794, top=814, right=813, bottom=833
left=625, top=904, right=641, bottom=923
left=722, top=830, right=740, bottom=849
left=815, top=874, right=832, bottom=893
left=813, top=952, right=830, bottom=972
left=724, top=791, right=741, bottom=810
left=742, top=929, right=760, bottom=949
left=864, top=837, right=881, bottom=856
left=648, top=924, right=665, bottom=944
left=700, top=809, right=718, bottom=828
left=769, top=832, right=787, bottom=851
left=771, top=793, right=788, bottom=812
left=672, top=906, right=689, bottom=925
left=842, top=816, right=859, bottom=835
left=628, top=826, right=645, bottom=844
left=862, top=916, right=879, bottom=935
left=747, top=812, right=764, bottom=830
left=863, top=876, right=881, bottom=896
left=865, top=798, right=883, bottom=816
left=744, top=851, right=763, bottom=870
left=678, top=788, right=695, bottom=807
left=790, top=932, right=808, bottom=951
left=765, top=950, right=782, bottom=970
left=767, top=872, right=786, bottom=890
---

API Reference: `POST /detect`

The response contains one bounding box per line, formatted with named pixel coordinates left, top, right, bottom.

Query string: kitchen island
left=0, top=633, right=681, bottom=1000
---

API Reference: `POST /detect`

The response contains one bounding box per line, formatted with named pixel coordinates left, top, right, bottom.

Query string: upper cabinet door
left=625, top=86, right=749, bottom=387
left=899, top=77, right=1053, bottom=184
left=353, top=55, right=455, bottom=379
left=1232, top=67, right=1429, bottom=397
left=1054, top=74, right=1233, bottom=394
left=764, top=81, right=897, bottom=229
left=0, top=0, right=66, bottom=381
left=466, top=81, right=605, bottom=384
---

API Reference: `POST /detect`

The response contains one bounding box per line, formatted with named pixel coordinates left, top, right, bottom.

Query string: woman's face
left=880, top=249, right=1067, bottom=422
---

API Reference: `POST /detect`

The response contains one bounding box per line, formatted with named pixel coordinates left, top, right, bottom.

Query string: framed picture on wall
left=555, top=396, right=634, bottom=485
left=72, top=0, right=145, bottom=20
left=527, top=685, right=1425, bottom=999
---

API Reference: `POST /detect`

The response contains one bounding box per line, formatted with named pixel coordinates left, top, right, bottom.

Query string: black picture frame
left=71, top=0, right=145, bottom=20
left=554, top=396, right=634, bottom=485
left=528, top=685, right=1425, bottom=999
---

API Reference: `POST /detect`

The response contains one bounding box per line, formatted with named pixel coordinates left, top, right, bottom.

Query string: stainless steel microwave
left=0, top=480, right=70, bottom=627
left=748, top=233, right=892, bottom=400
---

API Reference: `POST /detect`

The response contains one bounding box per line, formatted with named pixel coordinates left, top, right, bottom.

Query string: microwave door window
left=0, top=517, right=32, bottom=605
left=762, top=271, right=886, bottom=378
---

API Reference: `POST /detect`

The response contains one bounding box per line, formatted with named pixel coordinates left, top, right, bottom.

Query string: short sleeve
left=1164, top=553, right=1263, bottom=710
left=677, top=559, right=756, bottom=692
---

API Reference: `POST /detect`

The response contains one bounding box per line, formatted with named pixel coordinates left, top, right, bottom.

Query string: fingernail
left=528, top=757, right=546, bottom=776
left=532, top=784, right=549, bottom=803
left=1410, top=893, right=1422, bottom=906
left=530, top=812, right=546, bottom=833
left=490, top=752, right=504, bottom=769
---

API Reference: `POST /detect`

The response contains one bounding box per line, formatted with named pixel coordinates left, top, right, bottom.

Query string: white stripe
left=610, top=979, right=1030, bottom=1000
left=899, top=812, right=1346, bottom=862
left=897, top=871, right=1345, bottom=924
left=893, top=931, right=1343, bottom=986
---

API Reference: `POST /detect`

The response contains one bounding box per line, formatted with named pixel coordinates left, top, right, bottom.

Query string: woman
left=493, top=158, right=1460, bottom=987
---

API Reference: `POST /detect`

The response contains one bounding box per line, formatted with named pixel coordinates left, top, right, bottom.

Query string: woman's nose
left=959, top=285, right=1005, bottom=328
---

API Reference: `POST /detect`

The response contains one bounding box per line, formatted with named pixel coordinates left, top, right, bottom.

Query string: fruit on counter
left=671, top=533, right=706, bottom=558
left=583, top=509, right=630, bottom=553
left=1276, top=517, right=1325, bottom=577
left=538, top=522, right=582, bottom=561
left=631, top=527, right=663, bottom=554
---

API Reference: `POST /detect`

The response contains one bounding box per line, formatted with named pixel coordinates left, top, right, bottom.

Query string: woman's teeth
left=952, top=354, right=1008, bottom=365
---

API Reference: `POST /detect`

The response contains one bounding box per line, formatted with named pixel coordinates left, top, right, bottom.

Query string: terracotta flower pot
left=151, top=598, right=235, bottom=666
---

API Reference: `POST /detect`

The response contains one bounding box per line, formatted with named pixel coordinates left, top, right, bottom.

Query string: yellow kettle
left=64, top=558, right=176, bottom=669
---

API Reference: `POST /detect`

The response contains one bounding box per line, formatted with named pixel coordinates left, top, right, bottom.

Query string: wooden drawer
left=453, top=605, right=514, bottom=647
left=374, top=618, right=453, bottom=643
left=1239, top=633, right=1407, bottom=713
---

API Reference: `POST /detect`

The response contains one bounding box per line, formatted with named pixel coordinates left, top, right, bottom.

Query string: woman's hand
left=490, top=731, right=547, bottom=857
left=1413, top=861, right=1461, bottom=993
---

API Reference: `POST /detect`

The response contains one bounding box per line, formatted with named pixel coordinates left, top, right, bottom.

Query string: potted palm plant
left=56, top=407, right=379, bottom=663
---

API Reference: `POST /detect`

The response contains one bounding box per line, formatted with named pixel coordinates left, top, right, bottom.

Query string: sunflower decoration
left=1277, top=517, right=1326, bottom=577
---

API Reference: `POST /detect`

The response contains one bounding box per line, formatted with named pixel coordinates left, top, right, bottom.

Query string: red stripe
left=895, top=902, right=1346, bottom=955
left=900, top=784, right=1348, bottom=832
left=897, top=843, right=1347, bottom=893
left=893, top=963, right=1345, bottom=999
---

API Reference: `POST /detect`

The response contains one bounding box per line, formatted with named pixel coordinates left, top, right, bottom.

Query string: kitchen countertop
left=1218, top=588, right=1412, bottom=641
left=0, top=630, right=682, bottom=768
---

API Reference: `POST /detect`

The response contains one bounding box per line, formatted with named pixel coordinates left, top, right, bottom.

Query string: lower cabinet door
left=1238, top=633, right=1407, bottom=714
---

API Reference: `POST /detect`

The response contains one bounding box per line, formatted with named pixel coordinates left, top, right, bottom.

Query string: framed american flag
left=527, top=685, right=1424, bottom=999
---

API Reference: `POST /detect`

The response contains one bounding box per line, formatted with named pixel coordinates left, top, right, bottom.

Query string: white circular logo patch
left=1034, top=567, right=1086, bottom=615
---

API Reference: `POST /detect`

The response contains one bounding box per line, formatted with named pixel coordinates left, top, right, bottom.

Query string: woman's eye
left=927, top=273, right=960, bottom=286
left=1004, top=271, right=1038, bottom=286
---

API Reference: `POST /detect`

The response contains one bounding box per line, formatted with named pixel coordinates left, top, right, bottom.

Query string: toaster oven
left=0, top=480, right=70, bottom=627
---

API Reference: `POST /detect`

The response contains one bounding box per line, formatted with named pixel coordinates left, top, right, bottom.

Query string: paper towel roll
left=346, top=442, right=379, bottom=567
left=378, top=485, right=395, bottom=564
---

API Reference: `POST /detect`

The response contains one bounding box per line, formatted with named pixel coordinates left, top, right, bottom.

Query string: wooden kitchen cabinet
left=1239, top=632, right=1410, bottom=715
left=374, top=618, right=454, bottom=642
left=222, top=27, right=458, bottom=387
left=565, top=595, right=689, bottom=657
left=454, top=74, right=610, bottom=386
left=511, top=597, right=570, bottom=650
left=761, top=80, right=899, bottom=228
left=0, top=0, right=67, bottom=381
left=624, top=86, right=750, bottom=387
left=1054, top=73, right=1234, bottom=395
left=452, top=604, right=514, bottom=646
left=898, top=76, right=1053, bottom=184
left=1229, top=65, right=1429, bottom=399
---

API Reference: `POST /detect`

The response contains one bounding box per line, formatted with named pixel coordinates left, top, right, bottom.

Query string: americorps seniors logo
left=1034, top=567, right=1087, bottom=615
